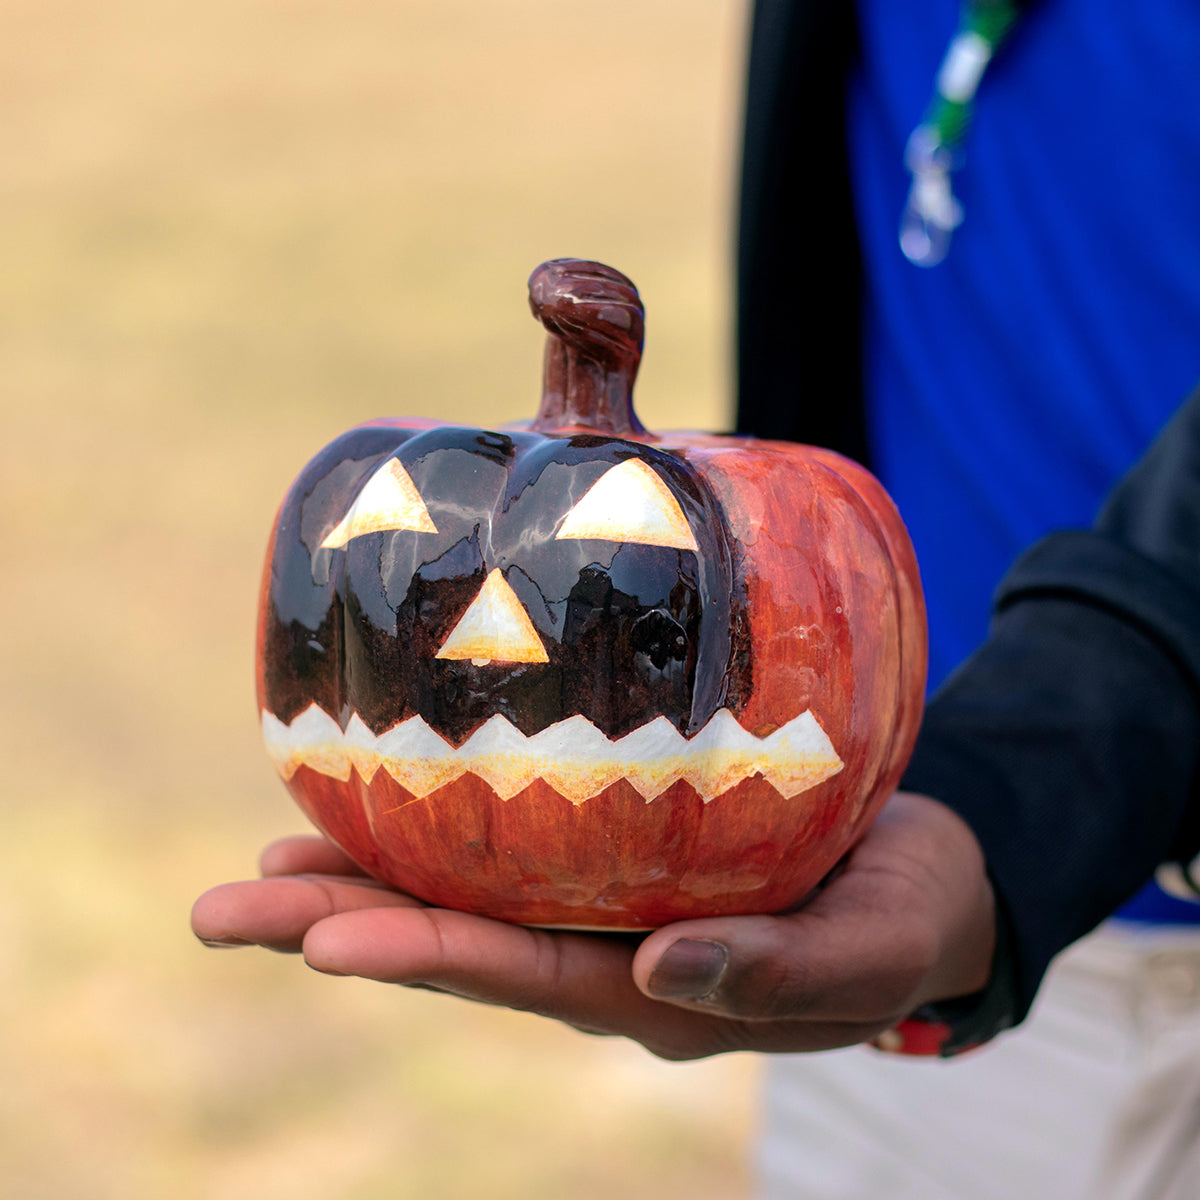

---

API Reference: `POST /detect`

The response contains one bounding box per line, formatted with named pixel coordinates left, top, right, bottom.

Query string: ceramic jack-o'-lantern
left=256, top=259, right=926, bottom=929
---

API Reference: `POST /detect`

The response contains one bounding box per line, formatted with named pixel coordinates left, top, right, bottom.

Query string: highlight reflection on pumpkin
left=256, top=259, right=926, bottom=929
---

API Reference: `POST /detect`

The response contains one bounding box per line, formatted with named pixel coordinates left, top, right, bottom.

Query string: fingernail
left=647, top=938, right=729, bottom=1001
left=197, top=934, right=251, bottom=948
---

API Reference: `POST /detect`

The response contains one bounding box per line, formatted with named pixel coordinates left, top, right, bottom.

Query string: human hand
left=191, top=791, right=995, bottom=1060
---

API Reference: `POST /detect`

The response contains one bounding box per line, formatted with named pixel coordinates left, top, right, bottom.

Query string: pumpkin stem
left=528, top=259, right=647, bottom=437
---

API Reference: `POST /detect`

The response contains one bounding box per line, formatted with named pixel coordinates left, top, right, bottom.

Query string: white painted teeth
left=261, top=704, right=844, bottom=805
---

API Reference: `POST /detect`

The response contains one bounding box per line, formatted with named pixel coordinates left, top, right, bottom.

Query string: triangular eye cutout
left=555, top=459, right=698, bottom=551
left=320, top=459, right=437, bottom=549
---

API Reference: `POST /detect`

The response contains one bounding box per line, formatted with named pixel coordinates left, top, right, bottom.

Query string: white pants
left=758, top=923, right=1200, bottom=1200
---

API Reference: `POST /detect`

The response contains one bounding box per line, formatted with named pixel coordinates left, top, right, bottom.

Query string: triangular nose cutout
left=435, top=569, right=549, bottom=665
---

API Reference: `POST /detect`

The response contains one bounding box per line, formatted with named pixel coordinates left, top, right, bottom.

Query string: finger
left=191, top=875, right=422, bottom=953
left=300, top=906, right=753, bottom=1058
left=259, top=835, right=368, bottom=879
left=301, top=905, right=906, bottom=1057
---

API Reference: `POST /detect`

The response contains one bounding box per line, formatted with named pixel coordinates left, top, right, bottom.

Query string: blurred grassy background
left=0, top=1, right=758, bottom=1197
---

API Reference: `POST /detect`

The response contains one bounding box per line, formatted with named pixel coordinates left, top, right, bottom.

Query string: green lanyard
left=900, top=0, right=1021, bottom=267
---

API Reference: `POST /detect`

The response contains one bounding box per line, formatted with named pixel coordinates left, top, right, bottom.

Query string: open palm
left=192, top=791, right=994, bottom=1060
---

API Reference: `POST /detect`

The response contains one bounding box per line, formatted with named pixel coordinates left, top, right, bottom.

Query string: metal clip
left=900, top=125, right=964, bottom=268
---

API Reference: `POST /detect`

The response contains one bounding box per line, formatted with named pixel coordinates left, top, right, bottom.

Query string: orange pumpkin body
left=255, top=261, right=926, bottom=928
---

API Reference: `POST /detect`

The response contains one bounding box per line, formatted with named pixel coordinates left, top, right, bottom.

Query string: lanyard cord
left=900, top=0, right=1021, bottom=267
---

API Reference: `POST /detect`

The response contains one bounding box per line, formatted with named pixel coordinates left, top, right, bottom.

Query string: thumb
left=629, top=794, right=996, bottom=1025
left=629, top=910, right=939, bottom=1026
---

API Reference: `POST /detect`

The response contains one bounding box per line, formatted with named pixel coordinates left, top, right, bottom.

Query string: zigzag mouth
left=262, top=704, right=844, bottom=805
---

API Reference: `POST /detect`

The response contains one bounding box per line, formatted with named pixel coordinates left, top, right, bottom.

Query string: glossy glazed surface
left=260, top=425, right=741, bottom=743
left=255, top=260, right=927, bottom=927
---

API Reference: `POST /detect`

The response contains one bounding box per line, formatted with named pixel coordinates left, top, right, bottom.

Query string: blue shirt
left=848, top=0, right=1200, bottom=921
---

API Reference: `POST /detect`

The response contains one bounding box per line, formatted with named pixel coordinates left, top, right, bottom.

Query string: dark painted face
left=261, top=425, right=739, bottom=742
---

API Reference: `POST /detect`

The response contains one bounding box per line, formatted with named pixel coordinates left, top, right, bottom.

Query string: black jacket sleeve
left=901, top=388, right=1200, bottom=1046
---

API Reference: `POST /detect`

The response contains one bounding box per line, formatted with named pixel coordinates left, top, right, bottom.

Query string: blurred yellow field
left=0, top=1, right=757, bottom=1196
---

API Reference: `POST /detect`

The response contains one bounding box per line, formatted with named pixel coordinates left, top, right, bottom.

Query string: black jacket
left=734, top=0, right=1200, bottom=1044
